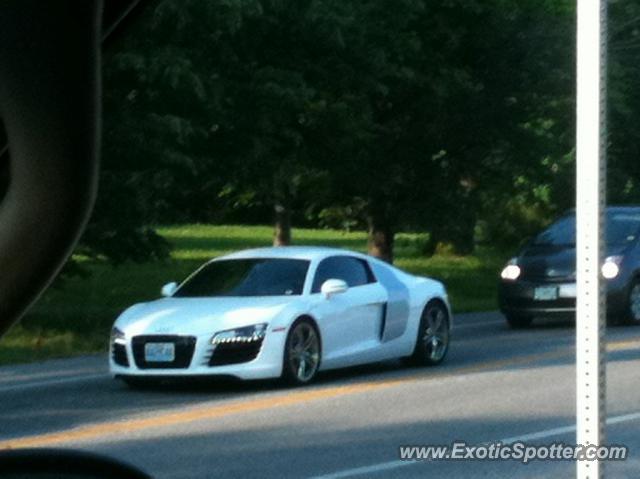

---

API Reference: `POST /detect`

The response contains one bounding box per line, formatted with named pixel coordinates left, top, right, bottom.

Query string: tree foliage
left=41, top=0, right=640, bottom=265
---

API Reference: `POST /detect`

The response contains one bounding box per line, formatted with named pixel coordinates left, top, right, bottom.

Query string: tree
left=0, top=123, right=7, bottom=203
left=608, top=0, right=640, bottom=205
left=91, top=0, right=584, bottom=264
left=299, top=0, right=576, bottom=260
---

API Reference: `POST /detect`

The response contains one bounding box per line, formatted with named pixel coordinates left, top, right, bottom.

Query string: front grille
left=499, top=281, right=576, bottom=310
left=520, top=274, right=576, bottom=283
left=505, top=296, right=576, bottom=309
left=208, top=339, right=264, bottom=366
left=111, top=343, right=129, bottom=367
left=132, top=335, right=196, bottom=369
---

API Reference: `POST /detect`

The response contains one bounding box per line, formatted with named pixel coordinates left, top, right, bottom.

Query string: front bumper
left=109, top=330, right=287, bottom=380
left=498, top=278, right=628, bottom=319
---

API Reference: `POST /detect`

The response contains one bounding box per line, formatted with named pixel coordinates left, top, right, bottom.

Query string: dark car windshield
left=533, top=211, right=640, bottom=246
left=174, top=258, right=310, bottom=297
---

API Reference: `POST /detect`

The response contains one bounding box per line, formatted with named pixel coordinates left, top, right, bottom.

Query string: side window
left=312, top=256, right=376, bottom=292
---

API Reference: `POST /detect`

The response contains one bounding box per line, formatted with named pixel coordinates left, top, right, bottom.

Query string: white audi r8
left=110, top=246, right=451, bottom=386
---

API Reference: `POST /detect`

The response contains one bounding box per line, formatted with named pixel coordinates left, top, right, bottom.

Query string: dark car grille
left=208, top=339, right=264, bottom=367
left=518, top=260, right=576, bottom=282
left=504, top=296, right=576, bottom=309
left=132, top=335, right=196, bottom=369
left=520, top=273, right=576, bottom=282
left=499, top=281, right=576, bottom=312
left=111, top=343, right=129, bottom=367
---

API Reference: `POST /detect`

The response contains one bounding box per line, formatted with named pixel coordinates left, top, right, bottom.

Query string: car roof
left=215, top=246, right=372, bottom=262
left=563, top=205, right=640, bottom=215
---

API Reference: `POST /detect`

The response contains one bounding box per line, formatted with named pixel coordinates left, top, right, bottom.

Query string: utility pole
left=575, top=1, right=607, bottom=478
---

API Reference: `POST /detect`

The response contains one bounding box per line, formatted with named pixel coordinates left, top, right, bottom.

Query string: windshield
left=533, top=212, right=640, bottom=246
left=173, top=258, right=309, bottom=297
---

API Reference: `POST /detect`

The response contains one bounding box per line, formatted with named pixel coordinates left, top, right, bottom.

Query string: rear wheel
left=505, top=314, right=533, bottom=329
left=282, top=319, right=321, bottom=385
left=410, top=300, right=450, bottom=366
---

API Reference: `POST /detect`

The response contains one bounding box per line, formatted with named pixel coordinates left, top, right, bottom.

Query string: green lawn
left=0, top=225, right=507, bottom=365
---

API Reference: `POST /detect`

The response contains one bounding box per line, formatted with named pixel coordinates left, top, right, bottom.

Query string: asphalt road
left=1, top=311, right=640, bottom=478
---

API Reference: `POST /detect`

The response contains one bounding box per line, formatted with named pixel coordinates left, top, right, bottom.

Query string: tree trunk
left=422, top=208, right=476, bottom=256
left=273, top=202, right=292, bottom=246
left=451, top=217, right=476, bottom=255
left=367, top=214, right=394, bottom=263
left=422, top=228, right=440, bottom=257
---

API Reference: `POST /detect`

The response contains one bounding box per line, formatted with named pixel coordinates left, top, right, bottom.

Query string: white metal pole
left=576, top=0, right=607, bottom=478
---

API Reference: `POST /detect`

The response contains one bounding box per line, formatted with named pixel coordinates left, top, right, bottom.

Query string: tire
left=282, top=318, right=321, bottom=386
left=119, top=376, right=154, bottom=389
left=409, top=300, right=450, bottom=366
left=505, top=314, right=533, bottom=329
left=623, top=279, right=640, bottom=325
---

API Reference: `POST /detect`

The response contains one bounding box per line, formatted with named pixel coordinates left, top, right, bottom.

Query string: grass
left=0, top=225, right=507, bottom=365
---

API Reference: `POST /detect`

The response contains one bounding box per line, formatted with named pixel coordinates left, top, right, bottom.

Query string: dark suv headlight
left=602, top=255, right=623, bottom=279
left=500, top=258, right=521, bottom=281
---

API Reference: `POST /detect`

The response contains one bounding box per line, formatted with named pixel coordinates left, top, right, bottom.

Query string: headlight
left=211, top=323, right=268, bottom=345
left=501, top=259, right=521, bottom=281
left=601, top=255, right=623, bottom=279
left=110, top=327, right=126, bottom=345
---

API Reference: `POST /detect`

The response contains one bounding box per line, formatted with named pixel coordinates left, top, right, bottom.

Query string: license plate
left=534, top=286, right=558, bottom=301
left=559, top=283, right=577, bottom=298
left=144, top=342, right=175, bottom=362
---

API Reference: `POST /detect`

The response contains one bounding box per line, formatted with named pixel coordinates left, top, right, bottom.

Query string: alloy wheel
left=422, top=304, right=449, bottom=363
left=287, top=322, right=320, bottom=383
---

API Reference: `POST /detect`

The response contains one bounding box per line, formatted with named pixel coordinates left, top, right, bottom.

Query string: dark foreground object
left=0, top=448, right=150, bottom=479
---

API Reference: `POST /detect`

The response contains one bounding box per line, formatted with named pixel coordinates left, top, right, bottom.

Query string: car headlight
left=110, top=327, right=126, bottom=345
left=211, top=323, right=268, bottom=345
left=601, top=255, right=623, bottom=280
left=501, top=258, right=521, bottom=281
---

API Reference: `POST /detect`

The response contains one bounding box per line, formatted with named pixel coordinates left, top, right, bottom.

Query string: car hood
left=115, top=296, right=299, bottom=336
left=518, top=243, right=629, bottom=280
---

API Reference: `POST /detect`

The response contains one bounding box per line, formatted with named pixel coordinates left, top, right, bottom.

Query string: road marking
left=499, top=425, right=579, bottom=444
left=0, top=366, right=103, bottom=382
left=1, top=338, right=638, bottom=450
left=0, top=349, right=568, bottom=449
left=607, top=339, right=640, bottom=352
left=0, top=380, right=408, bottom=449
left=310, top=411, right=640, bottom=479
left=0, top=374, right=106, bottom=393
left=310, top=460, right=412, bottom=479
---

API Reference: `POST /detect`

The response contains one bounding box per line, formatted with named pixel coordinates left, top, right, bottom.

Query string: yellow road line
left=607, top=338, right=640, bottom=352
left=0, top=381, right=397, bottom=449
left=1, top=337, right=638, bottom=449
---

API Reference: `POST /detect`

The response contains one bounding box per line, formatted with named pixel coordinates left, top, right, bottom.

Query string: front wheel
left=623, top=279, right=640, bottom=325
left=409, top=300, right=450, bottom=366
left=282, top=319, right=321, bottom=385
left=119, top=376, right=155, bottom=389
left=505, top=314, right=533, bottom=329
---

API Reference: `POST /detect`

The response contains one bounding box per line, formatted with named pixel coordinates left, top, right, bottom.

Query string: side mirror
left=161, top=282, right=178, bottom=297
left=321, top=279, right=348, bottom=298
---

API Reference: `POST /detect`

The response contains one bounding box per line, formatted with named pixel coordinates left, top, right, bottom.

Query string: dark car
left=498, top=206, right=640, bottom=328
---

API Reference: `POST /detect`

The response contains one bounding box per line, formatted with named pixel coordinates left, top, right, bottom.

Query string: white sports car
left=110, top=246, right=451, bottom=385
